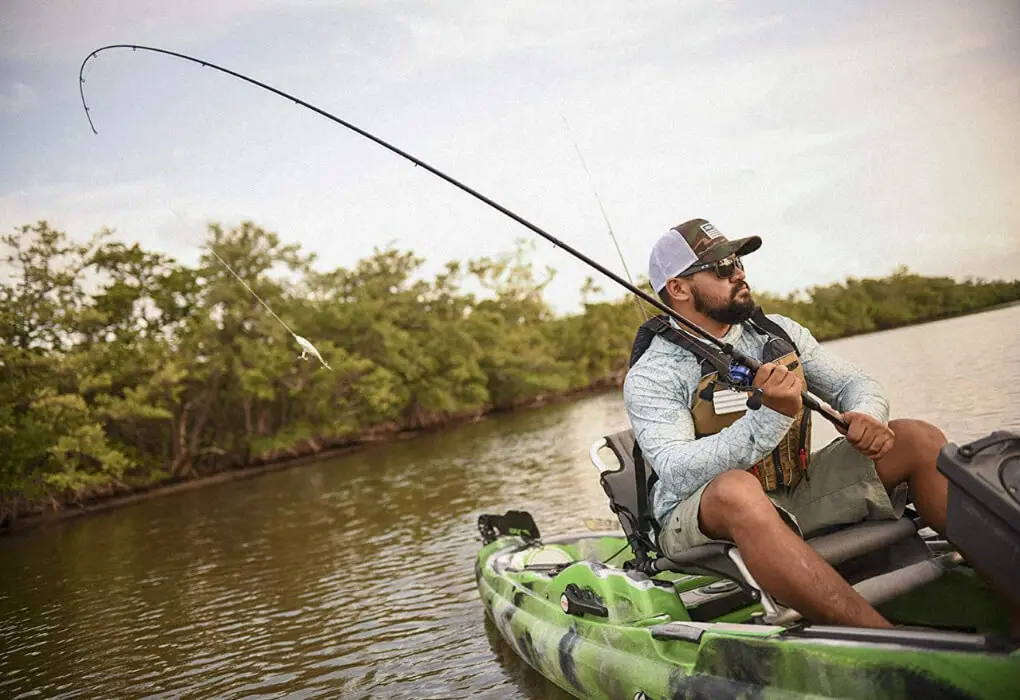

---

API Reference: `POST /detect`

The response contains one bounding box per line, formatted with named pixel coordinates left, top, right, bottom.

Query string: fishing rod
left=78, top=43, right=848, bottom=431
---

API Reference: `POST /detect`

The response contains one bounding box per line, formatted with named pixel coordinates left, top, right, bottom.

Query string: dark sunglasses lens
left=715, top=257, right=743, bottom=278
left=716, top=260, right=736, bottom=278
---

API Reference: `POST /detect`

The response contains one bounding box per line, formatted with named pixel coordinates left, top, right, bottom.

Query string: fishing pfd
left=629, top=308, right=811, bottom=492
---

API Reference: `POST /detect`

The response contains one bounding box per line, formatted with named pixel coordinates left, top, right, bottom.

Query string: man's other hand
left=840, top=411, right=895, bottom=461
left=753, top=362, right=804, bottom=417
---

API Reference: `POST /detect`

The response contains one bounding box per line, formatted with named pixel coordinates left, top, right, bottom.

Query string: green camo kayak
left=476, top=526, right=1018, bottom=700
left=475, top=430, right=1020, bottom=699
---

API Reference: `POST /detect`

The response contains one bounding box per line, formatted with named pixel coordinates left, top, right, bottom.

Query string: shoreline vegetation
left=3, top=221, right=1019, bottom=532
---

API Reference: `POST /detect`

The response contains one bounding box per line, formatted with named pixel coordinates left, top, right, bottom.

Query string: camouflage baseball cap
left=648, top=218, right=762, bottom=292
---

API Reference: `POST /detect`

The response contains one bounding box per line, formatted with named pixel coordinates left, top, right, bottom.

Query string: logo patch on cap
left=700, top=222, right=722, bottom=240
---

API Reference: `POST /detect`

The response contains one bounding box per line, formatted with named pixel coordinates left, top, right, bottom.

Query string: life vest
left=629, top=308, right=811, bottom=493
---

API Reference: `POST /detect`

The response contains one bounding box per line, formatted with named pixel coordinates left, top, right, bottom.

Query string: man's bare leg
left=699, top=470, right=892, bottom=628
left=873, top=418, right=948, bottom=533
left=875, top=418, right=1020, bottom=638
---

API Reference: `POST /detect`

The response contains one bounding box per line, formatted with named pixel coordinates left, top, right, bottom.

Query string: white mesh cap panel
left=648, top=229, right=698, bottom=292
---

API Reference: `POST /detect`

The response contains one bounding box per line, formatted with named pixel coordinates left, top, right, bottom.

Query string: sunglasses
left=679, top=254, right=744, bottom=280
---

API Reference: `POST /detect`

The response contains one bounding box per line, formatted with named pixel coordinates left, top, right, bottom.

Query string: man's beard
left=692, top=283, right=756, bottom=325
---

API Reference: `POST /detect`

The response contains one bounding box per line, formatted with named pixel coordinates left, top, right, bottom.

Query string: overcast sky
left=2, top=1, right=1018, bottom=312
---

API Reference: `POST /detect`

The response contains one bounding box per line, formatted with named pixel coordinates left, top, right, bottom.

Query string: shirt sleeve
left=623, top=358, right=795, bottom=503
left=769, top=314, right=889, bottom=422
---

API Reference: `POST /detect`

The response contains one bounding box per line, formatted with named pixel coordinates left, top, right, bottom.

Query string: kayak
left=475, top=429, right=1020, bottom=700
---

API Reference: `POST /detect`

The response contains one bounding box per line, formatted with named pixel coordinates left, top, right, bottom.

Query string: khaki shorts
left=657, top=437, right=909, bottom=558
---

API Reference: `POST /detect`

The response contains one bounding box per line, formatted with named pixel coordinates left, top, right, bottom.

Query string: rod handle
left=802, top=391, right=849, bottom=432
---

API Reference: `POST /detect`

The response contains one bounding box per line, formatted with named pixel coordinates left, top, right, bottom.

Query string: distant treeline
left=2, top=221, right=1018, bottom=524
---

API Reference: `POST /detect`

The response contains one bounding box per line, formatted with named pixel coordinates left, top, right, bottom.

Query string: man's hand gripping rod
left=726, top=346, right=849, bottom=431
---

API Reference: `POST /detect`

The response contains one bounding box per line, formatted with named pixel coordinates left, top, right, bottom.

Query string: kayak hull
left=476, top=530, right=1020, bottom=700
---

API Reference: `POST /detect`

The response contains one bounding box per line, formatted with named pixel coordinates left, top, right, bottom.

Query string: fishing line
left=77, top=43, right=847, bottom=431
left=207, top=249, right=294, bottom=335
left=161, top=202, right=332, bottom=371
left=207, top=248, right=332, bottom=371
left=559, top=113, right=648, bottom=323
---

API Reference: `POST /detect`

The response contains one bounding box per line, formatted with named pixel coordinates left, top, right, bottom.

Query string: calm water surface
left=2, top=306, right=1019, bottom=699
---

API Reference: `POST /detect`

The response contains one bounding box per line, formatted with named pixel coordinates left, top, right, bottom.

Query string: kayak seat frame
left=592, top=429, right=953, bottom=625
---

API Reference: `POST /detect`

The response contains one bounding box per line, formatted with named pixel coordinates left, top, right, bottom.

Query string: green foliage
left=755, top=265, right=1020, bottom=341
left=2, top=220, right=1018, bottom=522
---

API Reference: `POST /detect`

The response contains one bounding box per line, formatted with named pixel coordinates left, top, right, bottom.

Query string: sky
left=2, top=0, right=1019, bottom=312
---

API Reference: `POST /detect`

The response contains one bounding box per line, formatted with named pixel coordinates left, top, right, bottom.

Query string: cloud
left=0, top=0, right=337, bottom=64
left=1, top=1, right=1018, bottom=312
left=0, top=82, right=37, bottom=114
left=371, top=1, right=783, bottom=85
left=0, top=179, right=202, bottom=259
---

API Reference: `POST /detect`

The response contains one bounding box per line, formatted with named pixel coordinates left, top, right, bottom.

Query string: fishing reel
left=697, top=360, right=764, bottom=410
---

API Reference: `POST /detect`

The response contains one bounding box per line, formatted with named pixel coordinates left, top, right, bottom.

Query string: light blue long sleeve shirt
left=622, top=313, right=889, bottom=525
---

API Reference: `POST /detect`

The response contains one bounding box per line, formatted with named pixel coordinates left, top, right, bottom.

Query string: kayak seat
left=591, top=429, right=935, bottom=613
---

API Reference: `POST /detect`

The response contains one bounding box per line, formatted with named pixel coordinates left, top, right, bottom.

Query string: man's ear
left=665, top=277, right=690, bottom=302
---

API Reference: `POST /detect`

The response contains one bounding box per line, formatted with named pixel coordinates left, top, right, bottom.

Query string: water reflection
left=483, top=614, right=567, bottom=699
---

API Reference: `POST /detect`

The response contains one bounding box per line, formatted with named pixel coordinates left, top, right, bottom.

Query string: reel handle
left=746, top=388, right=763, bottom=411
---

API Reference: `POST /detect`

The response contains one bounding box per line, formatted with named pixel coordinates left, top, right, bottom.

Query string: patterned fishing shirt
left=622, top=313, right=889, bottom=526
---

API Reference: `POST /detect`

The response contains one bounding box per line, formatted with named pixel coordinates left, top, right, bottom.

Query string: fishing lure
left=209, top=249, right=332, bottom=371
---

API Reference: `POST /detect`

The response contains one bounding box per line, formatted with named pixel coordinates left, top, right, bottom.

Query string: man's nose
left=731, top=266, right=747, bottom=284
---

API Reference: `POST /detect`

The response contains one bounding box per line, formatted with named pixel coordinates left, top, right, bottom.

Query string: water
left=2, top=306, right=1018, bottom=699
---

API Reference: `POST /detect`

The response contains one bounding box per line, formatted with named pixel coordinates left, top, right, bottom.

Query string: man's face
left=689, top=262, right=755, bottom=324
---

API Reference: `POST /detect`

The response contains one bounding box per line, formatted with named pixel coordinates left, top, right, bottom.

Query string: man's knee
left=881, top=419, right=947, bottom=482
left=889, top=418, right=947, bottom=448
left=889, top=419, right=947, bottom=464
left=700, top=470, right=775, bottom=536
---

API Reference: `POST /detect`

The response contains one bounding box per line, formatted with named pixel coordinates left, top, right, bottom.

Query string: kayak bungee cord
left=78, top=43, right=848, bottom=431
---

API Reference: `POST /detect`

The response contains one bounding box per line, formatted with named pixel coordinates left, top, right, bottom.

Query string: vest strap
left=634, top=315, right=732, bottom=377
left=747, top=307, right=796, bottom=347
left=628, top=307, right=799, bottom=373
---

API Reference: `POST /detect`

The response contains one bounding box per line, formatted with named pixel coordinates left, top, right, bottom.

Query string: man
left=623, top=218, right=952, bottom=629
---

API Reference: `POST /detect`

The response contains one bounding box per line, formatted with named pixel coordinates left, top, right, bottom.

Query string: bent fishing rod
left=78, top=43, right=848, bottom=431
